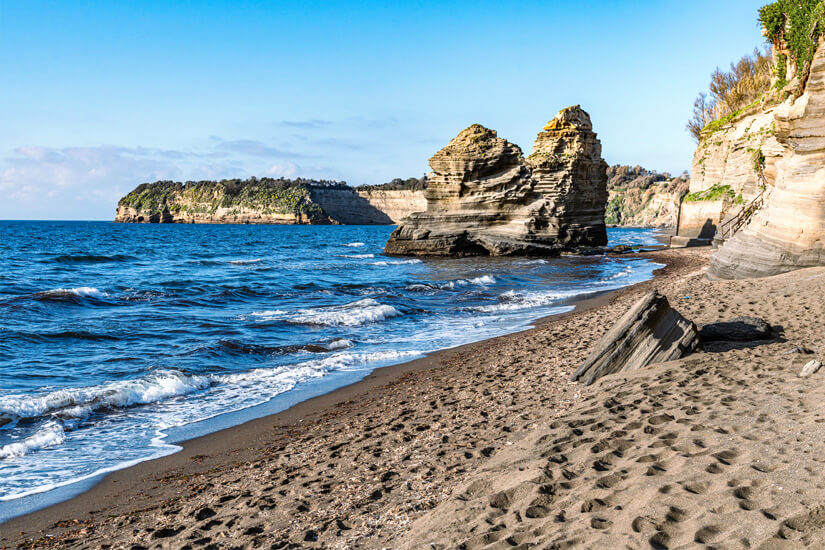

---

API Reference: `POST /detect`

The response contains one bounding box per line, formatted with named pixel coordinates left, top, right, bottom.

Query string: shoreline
left=2, top=246, right=701, bottom=548
left=0, top=248, right=665, bottom=524
left=0, top=249, right=696, bottom=547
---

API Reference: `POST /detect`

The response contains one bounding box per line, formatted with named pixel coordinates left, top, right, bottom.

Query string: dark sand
left=19, top=246, right=822, bottom=549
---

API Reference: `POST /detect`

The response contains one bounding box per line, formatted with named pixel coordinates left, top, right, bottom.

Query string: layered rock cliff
left=606, top=165, right=689, bottom=227
left=115, top=179, right=332, bottom=224
left=115, top=178, right=427, bottom=225
left=384, top=106, right=608, bottom=256
left=673, top=105, right=782, bottom=245
left=710, top=39, right=825, bottom=278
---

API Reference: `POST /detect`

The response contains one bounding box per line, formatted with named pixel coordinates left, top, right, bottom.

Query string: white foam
left=0, top=370, right=213, bottom=421
left=468, top=289, right=576, bottom=313
left=370, top=259, right=422, bottom=266
left=39, top=287, right=106, bottom=298
left=0, top=422, right=65, bottom=459
left=407, top=275, right=496, bottom=291
left=326, top=338, right=353, bottom=350
left=339, top=253, right=375, bottom=259
left=229, top=258, right=263, bottom=265
left=344, top=242, right=365, bottom=247
left=249, top=298, right=401, bottom=327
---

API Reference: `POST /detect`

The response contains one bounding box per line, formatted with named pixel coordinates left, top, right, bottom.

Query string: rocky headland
left=710, top=37, right=825, bottom=278
left=384, top=106, right=608, bottom=256
left=115, top=178, right=427, bottom=225
left=674, top=2, right=825, bottom=280
left=606, top=165, right=689, bottom=228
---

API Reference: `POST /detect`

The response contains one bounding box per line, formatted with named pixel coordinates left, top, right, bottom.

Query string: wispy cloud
left=280, top=119, right=333, bottom=129
left=215, top=139, right=308, bottom=158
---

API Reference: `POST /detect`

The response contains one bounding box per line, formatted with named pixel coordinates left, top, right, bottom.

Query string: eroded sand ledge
left=7, top=247, right=825, bottom=548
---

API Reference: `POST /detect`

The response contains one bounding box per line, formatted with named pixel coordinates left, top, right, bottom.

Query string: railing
left=716, top=188, right=767, bottom=242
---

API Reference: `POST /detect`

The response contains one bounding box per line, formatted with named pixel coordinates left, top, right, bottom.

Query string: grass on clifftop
left=683, top=183, right=743, bottom=204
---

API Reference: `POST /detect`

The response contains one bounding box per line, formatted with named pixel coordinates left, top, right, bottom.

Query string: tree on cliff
left=686, top=47, right=772, bottom=141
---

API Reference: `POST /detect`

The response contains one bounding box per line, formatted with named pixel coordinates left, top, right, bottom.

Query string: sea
left=0, top=221, right=665, bottom=519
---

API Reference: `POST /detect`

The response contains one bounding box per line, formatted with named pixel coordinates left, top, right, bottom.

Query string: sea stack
left=384, top=106, right=608, bottom=256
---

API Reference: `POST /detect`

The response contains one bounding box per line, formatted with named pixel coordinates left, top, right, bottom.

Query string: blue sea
left=0, top=221, right=664, bottom=515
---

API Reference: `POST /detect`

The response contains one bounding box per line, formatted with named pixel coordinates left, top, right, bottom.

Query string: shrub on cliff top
left=686, top=48, right=772, bottom=141
left=760, top=0, right=825, bottom=83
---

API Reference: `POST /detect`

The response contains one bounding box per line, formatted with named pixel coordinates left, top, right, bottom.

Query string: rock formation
left=709, top=41, right=825, bottom=278
left=115, top=178, right=427, bottom=225
left=384, top=106, right=608, bottom=256
left=570, top=291, right=699, bottom=386
left=606, top=165, right=689, bottom=227
left=671, top=105, right=782, bottom=247
left=698, top=316, right=773, bottom=342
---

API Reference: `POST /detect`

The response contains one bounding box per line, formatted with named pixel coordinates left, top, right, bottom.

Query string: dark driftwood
left=571, top=291, right=700, bottom=386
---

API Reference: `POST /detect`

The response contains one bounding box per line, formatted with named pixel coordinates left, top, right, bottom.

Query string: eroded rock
left=384, top=106, right=608, bottom=256
left=699, top=316, right=773, bottom=342
left=709, top=41, right=825, bottom=278
left=571, top=291, right=700, bottom=386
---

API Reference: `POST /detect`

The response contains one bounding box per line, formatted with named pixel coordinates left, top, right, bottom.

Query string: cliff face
left=384, top=106, right=608, bottom=256
left=709, top=40, right=825, bottom=278
left=115, top=179, right=427, bottom=225
left=673, top=106, right=782, bottom=243
left=115, top=180, right=333, bottom=224
left=606, top=166, right=689, bottom=227
left=354, top=189, right=427, bottom=223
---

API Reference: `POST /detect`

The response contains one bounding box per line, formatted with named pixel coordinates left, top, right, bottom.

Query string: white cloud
left=264, top=161, right=299, bottom=178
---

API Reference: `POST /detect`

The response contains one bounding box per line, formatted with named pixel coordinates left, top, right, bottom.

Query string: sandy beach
left=7, top=245, right=825, bottom=549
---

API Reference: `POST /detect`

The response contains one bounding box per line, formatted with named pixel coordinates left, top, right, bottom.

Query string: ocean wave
left=337, top=253, right=375, bottom=259
left=370, top=259, right=422, bottom=266
left=407, top=275, right=496, bottom=291
left=228, top=258, right=264, bottom=265
left=0, top=369, right=213, bottom=423
left=52, top=254, right=135, bottom=264
left=22, top=330, right=119, bottom=342
left=0, top=422, right=65, bottom=459
left=213, top=340, right=337, bottom=356
left=30, top=287, right=109, bottom=304
left=326, top=338, right=353, bottom=350
left=344, top=242, right=365, bottom=247
left=249, top=298, right=401, bottom=327
left=468, top=289, right=576, bottom=313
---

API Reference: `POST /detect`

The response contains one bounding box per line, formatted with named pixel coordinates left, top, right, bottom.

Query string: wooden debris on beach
left=571, top=290, right=699, bottom=385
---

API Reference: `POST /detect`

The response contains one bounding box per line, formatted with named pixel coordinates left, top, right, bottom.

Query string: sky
left=0, top=0, right=768, bottom=220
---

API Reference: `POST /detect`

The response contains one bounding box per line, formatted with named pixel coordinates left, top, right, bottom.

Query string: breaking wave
left=0, top=369, right=213, bottom=424
left=249, top=298, right=402, bottom=327
left=0, top=422, right=66, bottom=459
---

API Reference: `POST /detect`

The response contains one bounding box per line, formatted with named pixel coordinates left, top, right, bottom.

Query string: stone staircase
left=712, top=188, right=768, bottom=248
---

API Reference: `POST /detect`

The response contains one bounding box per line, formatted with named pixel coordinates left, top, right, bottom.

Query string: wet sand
left=14, top=246, right=823, bottom=548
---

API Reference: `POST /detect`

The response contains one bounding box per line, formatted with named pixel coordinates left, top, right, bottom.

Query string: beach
left=6, top=244, right=825, bottom=548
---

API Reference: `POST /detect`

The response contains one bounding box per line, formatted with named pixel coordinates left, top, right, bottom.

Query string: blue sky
left=1, top=0, right=767, bottom=220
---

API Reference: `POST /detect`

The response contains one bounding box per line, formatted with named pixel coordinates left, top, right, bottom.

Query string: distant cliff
left=606, top=165, right=689, bottom=228
left=115, top=178, right=427, bottom=225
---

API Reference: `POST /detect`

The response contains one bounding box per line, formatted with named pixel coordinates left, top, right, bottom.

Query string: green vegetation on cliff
left=760, top=0, right=825, bottom=83
left=605, top=165, right=689, bottom=227
left=359, top=176, right=428, bottom=192
left=118, top=178, right=347, bottom=219
left=683, top=183, right=743, bottom=204
left=686, top=50, right=771, bottom=141
left=688, top=2, right=825, bottom=142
